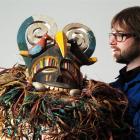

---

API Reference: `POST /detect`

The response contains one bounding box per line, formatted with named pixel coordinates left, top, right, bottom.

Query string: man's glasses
left=109, top=32, right=136, bottom=42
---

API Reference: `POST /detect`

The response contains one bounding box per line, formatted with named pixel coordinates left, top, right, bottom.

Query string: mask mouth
left=30, top=55, right=59, bottom=77
left=32, top=66, right=80, bottom=91
left=30, top=54, right=82, bottom=91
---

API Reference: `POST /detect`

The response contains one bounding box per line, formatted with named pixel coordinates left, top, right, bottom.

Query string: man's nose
left=109, top=35, right=117, bottom=45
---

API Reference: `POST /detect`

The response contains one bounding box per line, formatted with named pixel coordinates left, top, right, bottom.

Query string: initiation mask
left=17, top=16, right=96, bottom=90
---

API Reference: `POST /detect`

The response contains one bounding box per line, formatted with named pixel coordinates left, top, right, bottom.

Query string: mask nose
left=55, top=31, right=67, bottom=58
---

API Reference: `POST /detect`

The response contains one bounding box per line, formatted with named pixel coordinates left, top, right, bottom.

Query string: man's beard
left=115, top=45, right=140, bottom=64
left=115, top=54, right=129, bottom=64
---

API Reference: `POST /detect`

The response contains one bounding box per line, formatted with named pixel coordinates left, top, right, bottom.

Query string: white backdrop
left=0, top=0, right=140, bottom=82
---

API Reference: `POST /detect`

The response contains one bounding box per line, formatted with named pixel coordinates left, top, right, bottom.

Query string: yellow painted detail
left=55, top=31, right=67, bottom=57
left=88, top=57, right=97, bottom=63
left=20, top=50, right=30, bottom=57
left=40, top=59, right=43, bottom=68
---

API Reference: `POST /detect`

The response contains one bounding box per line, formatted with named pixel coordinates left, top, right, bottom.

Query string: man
left=109, top=6, right=140, bottom=139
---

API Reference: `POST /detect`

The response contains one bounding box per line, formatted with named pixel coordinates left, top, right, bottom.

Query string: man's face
left=109, top=25, right=140, bottom=64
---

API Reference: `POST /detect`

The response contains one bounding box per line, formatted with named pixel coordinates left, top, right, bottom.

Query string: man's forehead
left=111, top=28, right=125, bottom=33
left=112, top=21, right=129, bottom=32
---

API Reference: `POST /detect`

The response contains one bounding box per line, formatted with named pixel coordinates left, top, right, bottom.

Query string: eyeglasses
left=109, top=32, right=136, bottom=42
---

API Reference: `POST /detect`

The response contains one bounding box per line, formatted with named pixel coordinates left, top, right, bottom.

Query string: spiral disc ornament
left=17, top=15, right=58, bottom=67
left=63, top=23, right=96, bottom=58
left=26, top=15, right=58, bottom=46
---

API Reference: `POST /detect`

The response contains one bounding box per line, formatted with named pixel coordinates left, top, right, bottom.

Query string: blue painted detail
left=29, top=45, right=42, bottom=55
left=83, top=30, right=96, bottom=58
left=17, top=16, right=34, bottom=67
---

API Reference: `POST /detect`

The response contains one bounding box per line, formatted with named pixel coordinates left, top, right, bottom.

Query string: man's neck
left=126, top=56, right=140, bottom=71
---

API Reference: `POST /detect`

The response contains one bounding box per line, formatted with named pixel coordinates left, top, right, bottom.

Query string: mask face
left=17, top=16, right=96, bottom=90
left=29, top=41, right=82, bottom=89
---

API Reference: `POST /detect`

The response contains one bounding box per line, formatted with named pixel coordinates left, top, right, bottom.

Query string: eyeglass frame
left=109, top=32, right=137, bottom=42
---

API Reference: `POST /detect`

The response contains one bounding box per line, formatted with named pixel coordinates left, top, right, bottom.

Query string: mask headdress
left=17, top=16, right=96, bottom=91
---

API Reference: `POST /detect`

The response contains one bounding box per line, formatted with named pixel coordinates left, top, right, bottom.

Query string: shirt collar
left=118, top=66, right=140, bottom=82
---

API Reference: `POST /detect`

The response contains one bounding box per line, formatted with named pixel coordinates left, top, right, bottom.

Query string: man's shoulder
left=110, top=67, right=140, bottom=88
left=126, top=72, right=140, bottom=85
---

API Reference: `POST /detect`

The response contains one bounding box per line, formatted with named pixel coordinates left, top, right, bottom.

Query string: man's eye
left=117, top=34, right=123, bottom=37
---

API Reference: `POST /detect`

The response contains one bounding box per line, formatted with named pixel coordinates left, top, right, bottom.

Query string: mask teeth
left=58, top=88, right=63, bottom=91
left=50, top=86, right=55, bottom=90
left=31, top=56, right=58, bottom=78
left=54, top=87, right=59, bottom=91
left=32, top=82, right=71, bottom=93
left=44, top=84, right=70, bottom=92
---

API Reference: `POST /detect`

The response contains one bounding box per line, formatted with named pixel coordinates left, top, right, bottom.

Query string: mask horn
left=63, top=23, right=96, bottom=65
left=17, top=15, right=58, bottom=68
